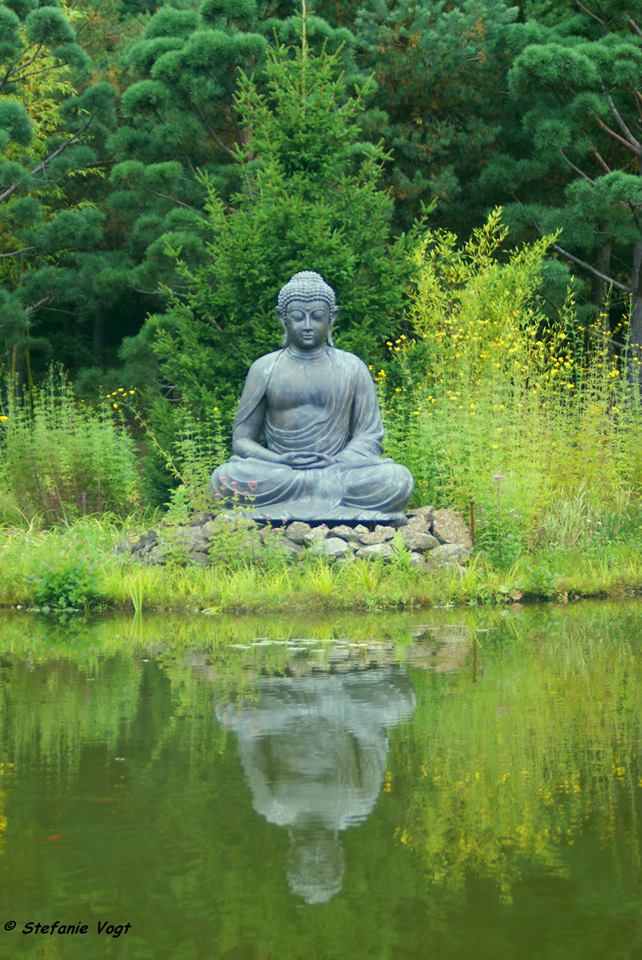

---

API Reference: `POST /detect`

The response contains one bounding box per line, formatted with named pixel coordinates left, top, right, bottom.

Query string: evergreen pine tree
left=0, top=0, right=115, bottom=380
left=481, top=2, right=642, bottom=374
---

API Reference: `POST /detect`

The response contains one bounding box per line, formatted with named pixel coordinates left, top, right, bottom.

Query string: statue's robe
left=211, top=348, right=414, bottom=521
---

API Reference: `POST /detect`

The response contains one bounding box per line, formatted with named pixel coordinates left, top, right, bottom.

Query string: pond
left=0, top=603, right=640, bottom=959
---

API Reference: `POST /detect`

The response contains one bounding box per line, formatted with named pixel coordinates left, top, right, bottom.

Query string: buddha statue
left=211, top=271, right=414, bottom=522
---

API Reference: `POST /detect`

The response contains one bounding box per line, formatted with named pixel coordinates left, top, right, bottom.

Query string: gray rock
left=308, top=536, right=354, bottom=558
left=432, top=509, right=472, bottom=548
left=328, top=524, right=362, bottom=541
left=213, top=512, right=257, bottom=528
left=285, top=521, right=312, bottom=544
left=405, top=514, right=430, bottom=533
left=408, top=505, right=435, bottom=525
left=131, top=529, right=158, bottom=553
left=189, top=512, right=215, bottom=527
left=399, top=527, right=440, bottom=552
left=187, top=526, right=210, bottom=546
left=275, top=539, right=303, bottom=557
left=359, top=524, right=395, bottom=545
left=304, top=524, right=330, bottom=544
left=189, top=551, right=210, bottom=567
left=357, top=542, right=394, bottom=560
left=409, top=552, right=428, bottom=568
left=424, top=543, right=471, bottom=567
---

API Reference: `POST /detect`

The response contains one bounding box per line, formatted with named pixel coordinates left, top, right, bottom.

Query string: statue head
left=276, top=271, right=338, bottom=348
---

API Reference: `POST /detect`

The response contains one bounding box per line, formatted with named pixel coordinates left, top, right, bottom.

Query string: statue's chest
left=267, top=358, right=334, bottom=411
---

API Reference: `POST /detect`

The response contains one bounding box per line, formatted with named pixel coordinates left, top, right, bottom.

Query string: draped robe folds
left=211, top=348, right=414, bottom=521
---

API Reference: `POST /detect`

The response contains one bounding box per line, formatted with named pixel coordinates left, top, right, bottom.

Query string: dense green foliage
left=1, top=0, right=640, bottom=391
left=0, top=0, right=120, bottom=380
left=141, top=39, right=417, bottom=426
left=1, top=0, right=641, bottom=564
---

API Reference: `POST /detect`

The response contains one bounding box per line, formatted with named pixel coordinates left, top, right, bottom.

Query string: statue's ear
left=329, top=306, right=338, bottom=326
left=276, top=306, right=288, bottom=346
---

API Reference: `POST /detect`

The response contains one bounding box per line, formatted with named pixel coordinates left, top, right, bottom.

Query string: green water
left=0, top=604, right=640, bottom=960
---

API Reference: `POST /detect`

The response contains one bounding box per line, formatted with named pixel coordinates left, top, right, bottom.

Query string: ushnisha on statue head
left=276, top=271, right=338, bottom=349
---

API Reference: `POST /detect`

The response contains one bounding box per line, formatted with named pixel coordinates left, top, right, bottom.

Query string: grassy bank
left=1, top=518, right=641, bottom=615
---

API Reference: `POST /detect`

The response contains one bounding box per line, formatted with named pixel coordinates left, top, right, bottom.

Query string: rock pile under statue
left=211, top=270, right=414, bottom=522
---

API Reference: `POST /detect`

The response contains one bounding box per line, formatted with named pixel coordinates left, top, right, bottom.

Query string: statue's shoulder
left=331, top=349, right=371, bottom=375
left=246, top=350, right=284, bottom=376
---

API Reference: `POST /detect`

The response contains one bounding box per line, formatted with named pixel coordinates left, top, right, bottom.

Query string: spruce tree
left=131, top=29, right=417, bottom=427
left=108, top=0, right=355, bottom=295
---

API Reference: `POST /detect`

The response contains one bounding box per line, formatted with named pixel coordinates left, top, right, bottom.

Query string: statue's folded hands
left=280, top=452, right=337, bottom=469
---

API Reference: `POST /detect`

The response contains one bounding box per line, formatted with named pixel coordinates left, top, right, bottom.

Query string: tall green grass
left=0, top=370, right=142, bottom=525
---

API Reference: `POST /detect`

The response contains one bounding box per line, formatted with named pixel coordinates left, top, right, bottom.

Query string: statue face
left=282, top=299, right=332, bottom=349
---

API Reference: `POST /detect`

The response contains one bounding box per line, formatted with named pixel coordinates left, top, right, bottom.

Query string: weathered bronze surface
left=211, top=271, right=414, bottom=521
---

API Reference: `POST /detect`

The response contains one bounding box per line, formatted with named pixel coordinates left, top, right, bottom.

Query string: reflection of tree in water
left=216, top=667, right=416, bottom=904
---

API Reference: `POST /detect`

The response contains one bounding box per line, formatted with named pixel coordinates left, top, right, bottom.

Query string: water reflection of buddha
left=215, top=668, right=416, bottom=904
left=211, top=271, right=414, bottom=521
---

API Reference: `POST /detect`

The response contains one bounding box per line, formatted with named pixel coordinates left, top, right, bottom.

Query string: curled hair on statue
left=277, top=270, right=336, bottom=313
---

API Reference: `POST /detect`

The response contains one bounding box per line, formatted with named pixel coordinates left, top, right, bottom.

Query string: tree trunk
left=630, top=237, right=642, bottom=393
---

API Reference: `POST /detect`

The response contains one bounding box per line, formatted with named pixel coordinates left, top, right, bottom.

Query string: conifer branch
left=9, top=61, right=68, bottom=86
left=596, top=116, right=641, bottom=155
left=592, top=148, right=612, bottom=173
left=0, top=247, right=35, bottom=259
left=560, top=149, right=594, bottom=183
left=0, top=43, right=43, bottom=91
left=25, top=297, right=49, bottom=316
left=574, top=1, right=606, bottom=28
left=604, top=92, right=641, bottom=150
left=0, top=118, right=92, bottom=204
left=552, top=243, right=632, bottom=293
left=150, top=193, right=205, bottom=214
left=626, top=16, right=642, bottom=38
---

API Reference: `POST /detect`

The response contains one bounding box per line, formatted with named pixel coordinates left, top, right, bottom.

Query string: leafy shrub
left=0, top=370, right=141, bottom=525
left=378, top=211, right=642, bottom=565
left=27, top=559, right=99, bottom=614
